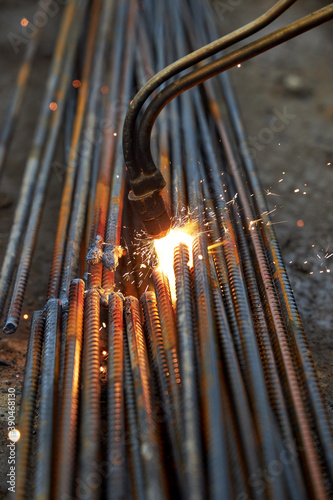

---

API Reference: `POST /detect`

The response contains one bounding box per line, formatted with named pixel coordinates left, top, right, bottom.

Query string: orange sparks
left=49, top=102, right=57, bottom=111
left=20, top=18, right=29, bottom=27
left=72, top=79, right=81, bottom=88
left=297, top=219, right=304, bottom=227
left=23, top=314, right=28, bottom=320
left=101, top=86, right=109, bottom=94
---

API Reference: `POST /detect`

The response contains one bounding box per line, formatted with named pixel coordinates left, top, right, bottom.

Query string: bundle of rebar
left=2, top=0, right=333, bottom=498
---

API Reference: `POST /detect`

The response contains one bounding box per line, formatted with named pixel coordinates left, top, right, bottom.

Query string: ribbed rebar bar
left=0, top=0, right=79, bottom=321
left=123, top=314, right=145, bottom=500
left=3, top=1, right=88, bottom=334
left=0, top=26, right=41, bottom=184
left=15, top=311, right=45, bottom=500
left=124, top=296, right=168, bottom=500
left=191, top=8, right=331, bottom=487
left=59, top=0, right=117, bottom=304
left=140, top=290, right=184, bottom=498
left=86, top=0, right=128, bottom=274
left=54, top=279, right=84, bottom=499
left=108, top=292, right=126, bottom=500
left=151, top=270, right=182, bottom=421
left=101, top=0, right=137, bottom=293
left=173, top=243, right=205, bottom=500
left=76, top=287, right=101, bottom=500
left=33, top=298, right=61, bottom=500
left=192, top=234, right=231, bottom=500
left=5, top=1, right=333, bottom=498
left=48, top=0, right=102, bottom=299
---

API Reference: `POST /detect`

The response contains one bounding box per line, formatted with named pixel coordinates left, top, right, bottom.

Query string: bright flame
left=8, top=429, right=20, bottom=443
left=154, top=224, right=195, bottom=301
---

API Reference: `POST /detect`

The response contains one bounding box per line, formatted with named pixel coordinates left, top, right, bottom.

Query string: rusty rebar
left=151, top=270, right=182, bottom=423
left=58, top=0, right=117, bottom=305
left=3, top=1, right=88, bottom=334
left=107, top=292, right=126, bottom=500
left=77, top=287, right=101, bottom=500
left=192, top=234, right=231, bottom=500
left=85, top=0, right=128, bottom=287
left=173, top=243, right=205, bottom=500
left=124, top=296, right=168, bottom=500
left=16, top=311, right=45, bottom=500
left=47, top=0, right=102, bottom=300
left=140, top=290, right=184, bottom=498
left=6, top=1, right=333, bottom=498
left=101, top=0, right=137, bottom=290
left=123, top=312, right=145, bottom=500
left=54, top=279, right=85, bottom=499
left=0, top=26, right=41, bottom=185
left=0, top=0, right=79, bottom=321
left=190, top=8, right=331, bottom=489
left=33, top=298, right=61, bottom=500
left=193, top=78, right=307, bottom=494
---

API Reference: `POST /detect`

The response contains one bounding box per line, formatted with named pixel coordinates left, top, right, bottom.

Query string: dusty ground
left=0, top=0, right=332, bottom=498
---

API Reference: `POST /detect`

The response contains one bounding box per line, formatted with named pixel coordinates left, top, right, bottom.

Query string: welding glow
left=154, top=224, right=195, bottom=301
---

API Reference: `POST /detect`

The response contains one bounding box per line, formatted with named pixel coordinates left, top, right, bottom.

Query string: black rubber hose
left=135, top=4, right=333, bottom=176
left=122, top=0, right=297, bottom=182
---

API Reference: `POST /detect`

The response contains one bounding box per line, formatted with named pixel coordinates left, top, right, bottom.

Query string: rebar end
left=3, top=319, right=17, bottom=335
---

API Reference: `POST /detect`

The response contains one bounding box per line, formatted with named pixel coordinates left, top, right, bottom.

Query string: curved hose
left=122, top=0, right=297, bottom=187
left=135, top=4, right=333, bottom=177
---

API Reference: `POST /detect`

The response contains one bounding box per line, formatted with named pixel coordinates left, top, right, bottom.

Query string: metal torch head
left=128, top=188, right=171, bottom=239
